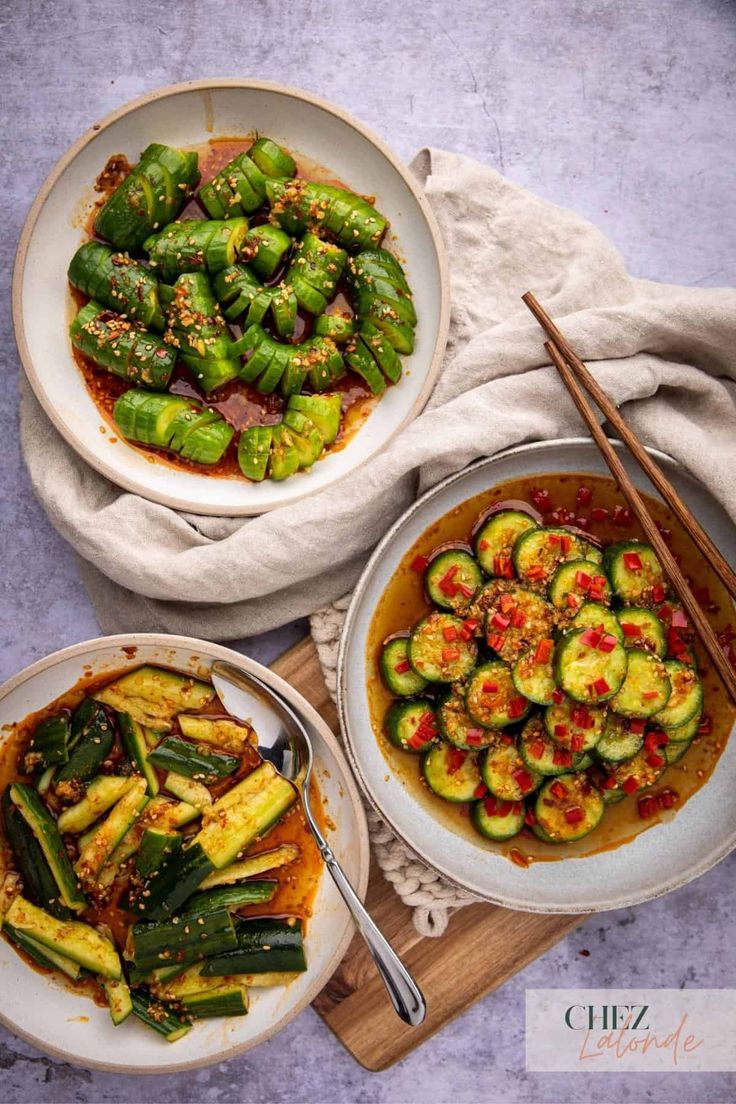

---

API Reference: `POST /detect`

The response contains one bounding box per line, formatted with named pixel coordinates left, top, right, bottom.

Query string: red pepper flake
left=566, top=593, right=581, bottom=609
left=628, top=718, right=646, bottom=735
left=496, top=800, right=512, bottom=819
left=591, top=506, right=609, bottom=521
left=484, top=796, right=498, bottom=817
left=508, top=697, right=528, bottom=719
left=644, top=730, right=669, bottom=753
left=534, top=638, right=553, bottom=664
left=442, top=625, right=458, bottom=642
left=465, top=729, right=483, bottom=746
left=576, top=485, right=593, bottom=507
left=591, top=677, right=610, bottom=696
left=394, top=658, right=411, bottom=673
left=564, top=805, right=585, bottom=825
left=493, top=555, right=514, bottom=578
left=622, top=775, right=639, bottom=795
left=501, top=733, right=515, bottom=746
left=580, top=627, right=603, bottom=649
left=552, top=688, right=565, bottom=705
left=525, top=565, right=547, bottom=581
left=623, top=551, right=642, bottom=571
left=530, top=738, right=547, bottom=759
left=487, top=633, right=506, bottom=652
left=524, top=806, right=537, bottom=827
left=621, top=621, right=642, bottom=638
left=600, top=773, right=618, bottom=790
left=646, top=752, right=665, bottom=769
left=598, top=633, right=618, bottom=653
left=438, top=565, right=459, bottom=596
left=408, top=731, right=431, bottom=750
left=410, top=554, right=429, bottom=573
left=447, top=747, right=467, bottom=774
left=638, top=795, right=656, bottom=819
left=482, top=680, right=499, bottom=694
left=499, top=593, right=516, bottom=613
left=570, top=734, right=585, bottom=753
left=657, top=604, right=673, bottom=623
left=560, top=534, right=572, bottom=555
left=458, top=583, right=475, bottom=599
left=510, top=609, right=527, bottom=628
left=553, top=747, right=573, bottom=767
left=570, top=706, right=591, bottom=728
left=668, top=628, right=687, bottom=656
left=642, top=690, right=660, bottom=700
left=442, top=646, right=460, bottom=662
left=512, top=768, right=534, bottom=791
left=651, top=584, right=666, bottom=604
left=550, top=780, right=567, bottom=800
left=575, top=570, right=592, bottom=589
left=478, top=539, right=490, bottom=551
left=530, top=488, right=552, bottom=512
left=473, top=782, right=488, bottom=798
left=613, top=505, right=633, bottom=526
left=491, top=611, right=511, bottom=630
left=554, top=723, right=569, bottom=740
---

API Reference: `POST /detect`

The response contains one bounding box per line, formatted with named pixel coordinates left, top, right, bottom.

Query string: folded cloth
left=20, top=148, right=736, bottom=637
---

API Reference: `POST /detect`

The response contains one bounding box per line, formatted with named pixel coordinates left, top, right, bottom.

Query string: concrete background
left=1, top=0, right=734, bottom=1100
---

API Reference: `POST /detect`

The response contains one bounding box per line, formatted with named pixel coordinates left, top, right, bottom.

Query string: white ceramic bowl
left=338, top=439, right=736, bottom=914
left=13, top=80, right=449, bottom=516
left=0, top=634, right=369, bottom=1072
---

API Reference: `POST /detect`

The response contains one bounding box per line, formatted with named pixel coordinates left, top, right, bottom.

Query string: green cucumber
left=3, top=921, right=82, bottom=980
left=593, top=713, right=645, bottom=763
left=119, top=713, right=159, bottom=796
left=519, top=717, right=581, bottom=776
left=75, top=778, right=148, bottom=883
left=148, top=735, right=240, bottom=783
left=4, top=895, right=120, bottom=978
left=163, top=772, right=212, bottom=809
left=57, top=776, right=137, bottom=834
left=570, top=602, right=624, bottom=642
left=268, top=424, right=301, bottom=481
left=424, top=550, right=482, bottom=612
left=481, top=742, right=542, bottom=801
left=437, top=690, right=500, bottom=750
left=1, top=788, right=71, bottom=919
left=95, top=143, right=199, bottom=251
left=23, top=713, right=71, bottom=771
left=385, top=701, right=438, bottom=753
left=548, top=560, right=611, bottom=614
left=422, top=743, right=481, bottom=802
left=512, top=645, right=556, bottom=705
left=512, top=527, right=589, bottom=588
left=9, top=784, right=87, bottom=912
left=408, top=612, right=478, bottom=683
left=136, top=828, right=183, bottom=880
left=286, top=394, right=342, bottom=444
left=54, top=702, right=115, bottom=790
left=95, top=666, right=215, bottom=732
left=379, top=637, right=428, bottom=696
left=483, top=585, right=555, bottom=666
left=616, top=607, right=667, bottom=657
left=471, top=796, right=525, bottom=841
left=474, top=510, right=536, bottom=576
left=130, top=989, right=191, bottom=1042
left=465, top=661, right=531, bottom=728
left=177, top=715, right=253, bottom=754
left=238, top=425, right=274, bottom=481
left=68, top=241, right=164, bottom=331
left=104, top=977, right=133, bottom=1025
left=609, top=649, right=672, bottom=718
left=543, top=698, right=607, bottom=753
left=603, top=542, right=666, bottom=605
left=651, top=661, right=703, bottom=728
left=201, top=916, right=306, bottom=976
left=554, top=628, right=628, bottom=704
left=533, top=774, right=604, bottom=842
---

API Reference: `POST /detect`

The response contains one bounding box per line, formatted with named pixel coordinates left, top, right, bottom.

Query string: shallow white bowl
left=13, top=79, right=449, bottom=516
left=338, top=439, right=736, bottom=913
left=0, top=634, right=369, bottom=1072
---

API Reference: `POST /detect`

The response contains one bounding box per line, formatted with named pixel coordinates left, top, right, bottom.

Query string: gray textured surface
left=1, top=0, right=735, bottom=1100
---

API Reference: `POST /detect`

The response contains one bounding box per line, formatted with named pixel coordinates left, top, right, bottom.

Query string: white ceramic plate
left=13, top=79, right=449, bottom=516
left=0, top=634, right=369, bottom=1072
left=338, top=439, right=736, bottom=913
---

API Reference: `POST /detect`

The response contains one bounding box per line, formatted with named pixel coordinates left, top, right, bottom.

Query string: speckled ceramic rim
left=12, top=78, right=450, bottom=516
left=0, top=632, right=370, bottom=1074
left=337, top=438, right=736, bottom=914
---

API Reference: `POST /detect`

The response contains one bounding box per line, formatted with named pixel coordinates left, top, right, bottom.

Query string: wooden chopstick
left=542, top=337, right=736, bottom=706
left=522, top=290, right=736, bottom=600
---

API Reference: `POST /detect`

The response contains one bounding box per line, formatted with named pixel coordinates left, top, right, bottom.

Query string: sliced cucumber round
left=519, top=716, right=582, bottom=776
left=408, top=613, right=478, bottom=683
left=548, top=559, right=612, bottom=613
left=438, top=691, right=500, bottom=750
left=385, top=701, right=438, bottom=753
left=609, top=649, right=671, bottom=718
left=471, top=796, right=525, bottom=841
left=570, top=602, right=623, bottom=641
left=660, top=706, right=702, bottom=743
left=603, top=541, right=666, bottom=605
left=379, top=638, right=428, bottom=697
left=424, top=549, right=482, bottom=612
left=534, top=773, right=604, bottom=842
left=554, top=628, right=628, bottom=704
left=543, top=698, right=607, bottom=753
left=474, top=510, right=536, bottom=576
left=513, top=527, right=589, bottom=588
left=465, top=662, right=531, bottom=729
left=664, top=738, right=692, bottom=765
left=512, top=645, right=556, bottom=705
left=593, top=713, right=644, bottom=763
left=483, top=585, right=555, bottom=665
left=422, top=744, right=481, bottom=802
left=651, top=661, right=703, bottom=729
left=616, top=607, right=666, bottom=657
left=481, top=742, right=542, bottom=801
left=609, top=748, right=666, bottom=794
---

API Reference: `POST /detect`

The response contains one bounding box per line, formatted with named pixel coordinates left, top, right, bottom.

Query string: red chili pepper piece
left=550, top=780, right=567, bottom=800
left=638, top=796, right=656, bottom=819
left=524, top=806, right=537, bottom=826
left=482, top=681, right=499, bottom=694
left=598, top=634, right=618, bottom=653
left=511, top=801, right=523, bottom=816
left=510, top=609, right=527, bottom=628
left=499, top=593, right=516, bottom=613
left=473, top=782, right=488, bottom=799
left=496, top=801, right=512, bottom=819
left=651, top=584, right=666, bottom=603
left=646, top=752, right=665, bottom=769
left=613, top=505, right=633, bottom=526
left=566, top=593, right=581, bottom=609
left=560, top=535, right=572, bottom=555
left=644, top=730, right=669, bottom=753
left=394, top=659, right=411, bottom=673
left=447, top=747, right=467, bottom=774
left=658, top=789, right=677, bottom=809
left=512, top=768, right=534, bottom=791
left=410, top=554, right=429, bottom=573
left=580, top=627, right=603, bottom=649
left=642, top=690, right=660, bottom=700
left=487, top=633, right=506, bottom=652
left=552, top=688, right=565, bottom=704
left=530, top=738, right=547, bottom=759
left=442, top=625, right=458, bottom=642
left=491, top=612, right=511, bottom=631
left=570, top=706, right=591, bottom=729
left=600, top=773, right=618, bottom=790
left=554, top=723, right=569, bottom=740
left=530, top=488, right=552, bottom=512
left=622, top=776, right=639, bottom=795
left=534, top=638, right=553, bottom=664
left=576, top=485, right=593, bottom=507
left=671, top=610, right=688, bottom=629
left=442, top=646, right=460, bottom=662
left=628, top=718, right=646, bottom=735
left=408, top=731, right=431, bottom=749
left=592, top=677, right=610, bottom=696
left=500, top=733, right=515, bottom=746
left=657, top=604, right=673, bottom=623
left=621, top=621, right=642, bottom=638
left=462, top=618, right=479, bottom=634
left=570, top=734, right=585, bottom=753
left=484, top=796, right=498, bottom=817
left=552, top=747, right=572, bottom=767
left=465, top=730, right=483, bottom=746
left=591, top=506, right=609, bottom=521
left=478, top=539, right=490, bottom=551
left=525, top=565, right=547, bottom=581
left=623, top=551, right=642, bottom=572
left=575, top=570, right=592, bottom=589
left=564, top=805, right=585, bottom=825
left=493, top=556, right=514, bottom=578
left=698, top=715, right=713, bottom=735
left=508, top=697, right=528, bottom=719
left=458, top=583, right=475, bottom=599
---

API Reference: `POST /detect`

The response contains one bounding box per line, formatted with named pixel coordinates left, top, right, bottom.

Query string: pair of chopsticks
left=522, top=291, right=736, bottom=707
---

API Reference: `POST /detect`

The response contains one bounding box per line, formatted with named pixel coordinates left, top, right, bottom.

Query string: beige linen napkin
left=20, top=149, right=736, bottom=636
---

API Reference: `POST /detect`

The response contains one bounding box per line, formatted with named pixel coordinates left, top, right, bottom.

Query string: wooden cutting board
left=271, top=637, right=583, bottom=1071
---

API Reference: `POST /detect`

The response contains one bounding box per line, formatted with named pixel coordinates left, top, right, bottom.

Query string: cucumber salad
left=379, top=506, right=706, bottom=847
left=67, top=137, right=416, bottom=481
left=0, top=665, right=316, bottom=1041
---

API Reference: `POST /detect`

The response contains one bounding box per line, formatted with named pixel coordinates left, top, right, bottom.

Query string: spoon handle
left=302, top=792, right=426, bottom=1027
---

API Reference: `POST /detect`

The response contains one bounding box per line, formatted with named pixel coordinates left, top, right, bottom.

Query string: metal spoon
left=210, top=659, right=427, bottom=1027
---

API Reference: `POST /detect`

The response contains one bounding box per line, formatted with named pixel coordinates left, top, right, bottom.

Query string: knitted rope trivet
left=310, top=596, right=480, bottom=937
